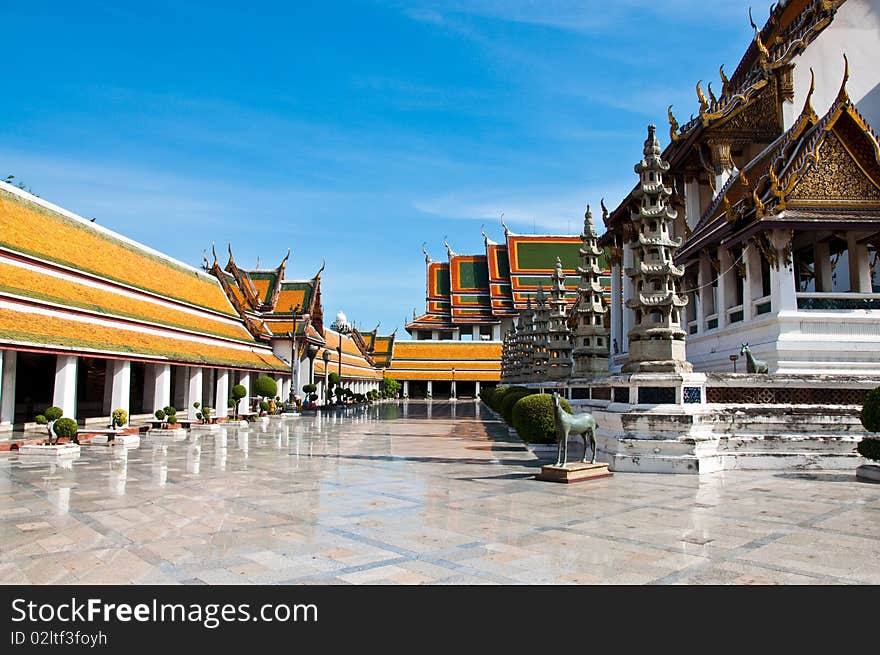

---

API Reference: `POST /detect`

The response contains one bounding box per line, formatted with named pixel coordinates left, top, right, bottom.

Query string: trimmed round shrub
left=511, top=393, right=573, bottom=444
left=857, top=438, right=880, bottom=462
left=328, top=372, right=340, bottom=386
left=35, top=415, right=48, bottom=425
left=227, top=399, right=235, bottom=408
left=154, top=409, right=166, bottom=421
left=303, top=384, right=317, bottom=394
left=501, top=390, right=534, bottom=424
left=53, top=418, right=78, bottom=440
left=490, top=386, right=529, bottom=412
left=111, top=409, right=128, bottom=427
left=252, top=375, right=278, bottom=399
left=231, top=384, right=247, bottom=401
left=479, top=387, right=495, bottom=406
left=860, top=387, right=880, bottom=434
left=163, top=406, right=176, bottom=416
left=43, top=406, right=63, bottom=422
left=309, top=393, right=319, bottom=402
left=259, top=400, right=270, bottom=413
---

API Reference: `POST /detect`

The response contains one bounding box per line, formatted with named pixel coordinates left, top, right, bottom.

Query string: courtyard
left=0, top=401, right=878, bottom=585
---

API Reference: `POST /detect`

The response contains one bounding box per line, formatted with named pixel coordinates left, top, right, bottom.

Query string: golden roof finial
left=314, top=258, right=326, bottom=279
left=836, top=53, right=850, bottom=103
left=748, top=6, right=757, bottom=30
left=422, top=242, right=432, bottom=263
left=755, top=29, right=770, bottom=65
left=500, top=211, right=510, bottom=236
left=752, top=186, right=765, bottom=218
left=719, top=64, right=730, bottom=94
left=600, top=198, right=609, bottom=222
left=211, top=243, right=219, bottom=267
left=696, top=81, right=709, bottom=114
left=227, top=242, right=236, bottom=265
left=707, top=81, right=718, bottom=106
left=444, top=236, right=455, bottom=257
left=480, top=224, right=491, bottom=245
left=800, top=67, right=818, bottom=122
left=723, top=194, right=735, bottom=223
left=667, top=105, right=680, bottom=142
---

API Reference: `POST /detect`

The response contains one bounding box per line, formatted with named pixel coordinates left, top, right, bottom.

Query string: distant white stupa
left=331, top=310, right=351, bottom=333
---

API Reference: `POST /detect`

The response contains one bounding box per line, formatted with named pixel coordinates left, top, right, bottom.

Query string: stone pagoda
left=572, top=206, right=610, bottom=377
left=546, top=257, right=573, bottom=380
left=530, top=283, right=550, bottom=381
left=623, top=125, right=690, bottom=373
left=520, top=297, right=536, bottom=381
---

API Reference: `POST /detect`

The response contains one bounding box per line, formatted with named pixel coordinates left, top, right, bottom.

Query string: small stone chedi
left=623, top=125, right=691, bottom=373
left=546, top=257, right=573, bottom=380
left=572, top=206, right=610, bottom=377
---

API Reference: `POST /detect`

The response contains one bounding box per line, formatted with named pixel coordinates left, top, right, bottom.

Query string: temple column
left=0, top=351, right=17, bottom=427
left=102, top=364, right=113, bottom=414
left=216, top=369, right=229, bottom=417
left=742, top=248, right=755, bottom=322
left=53, top=355, right=78, bottom=419
left=770, top=231, right=798, bottom=313
left=427, top=381, right=433, bottom=398
left=622, top=245, right=634, bottom=353
left=185, top=367, right=203, bottom=419
left=153, top=364, right=171, bottom=411
left=610, top=263, right=622, bottom=355
left=492, top=324, right=501, bottom=340
left=403, top=381, right=409, bottom=398
left=451, top=379, right=457, bottom=398
left=717, top=248, right=730, bottom=330
left=474, top=381, right=481, bottom=397
left=848, top=233, right=872, bottom=293
left=814, top=241, right=832, bottom=292
left=110, top=360, right=131, bottom=417
left=238, top=372, right=251, bottom=412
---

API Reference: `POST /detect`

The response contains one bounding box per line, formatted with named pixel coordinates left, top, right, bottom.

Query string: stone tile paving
left=0, top=401, right=878, bottom=585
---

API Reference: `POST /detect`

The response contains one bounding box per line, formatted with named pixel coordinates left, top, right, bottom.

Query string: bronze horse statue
left=739, top=343, right=769, bottom=374
left=551, top=392, right=598, bottom=467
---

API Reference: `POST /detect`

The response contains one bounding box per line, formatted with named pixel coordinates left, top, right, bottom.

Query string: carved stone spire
left=572, top=205, right=610, bottom=377
left=546, top=257, right=573, bottom=380
left=530, top=283, right=550, bottom=381
left=623, top=125, right=691, bottom=373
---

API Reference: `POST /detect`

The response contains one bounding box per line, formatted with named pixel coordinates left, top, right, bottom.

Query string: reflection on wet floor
left=1, top=400, right=879, bottom=585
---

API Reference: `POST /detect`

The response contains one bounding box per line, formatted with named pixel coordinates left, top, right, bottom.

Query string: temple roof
left=678, top=68, right=880, bottom=260
left=505, top=233, right=587, bottom=310
left=448, top=253, right=496, bottom=324
left=387, top=341, right=501, bottom=381
left=0, top=183, right=288, bottom=372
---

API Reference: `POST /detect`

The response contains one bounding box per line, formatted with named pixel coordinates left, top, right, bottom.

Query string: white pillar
left=684, top=178, right=702, bottom=230
left=622, top=244, right=634, bottom=352
left=717, top=248, right=731, bottom=329
left=451, top=379, right=457, bottom=398
left=475, top=380, right=481, bottom=397
left=403, top=380, right=409, bottom=398
left=238, top=372, right=251, bottom=412
left=53, top=355, right=78, bottom=419
left=770, top=230, right=798, bottom=313
left=186, top=367, right=203, bottom=419
left=0, top=350, right=17, bottom=427
left=848, top=233, right=872, bottom=293
left=427, top=381, right=433, bottom=398
left=292, top=350, right=302, bottom=401
left=610, top=262, right=622, bottom=354
left=742, top=246, right=757, bottom=321
left=154, top=364, right=171, bottom=411
left=216, top=369, right=230, bottom=417
left=815, top=241, right=832, bottom=292
left=110, top=359, right=131, bottom=417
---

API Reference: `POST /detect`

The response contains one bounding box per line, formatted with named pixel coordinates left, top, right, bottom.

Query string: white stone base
left=148, top=428, right=187, bottom=441
left=189, top=423, right=223, bottom=435
left=88, top=434, right=141, bottom=447
left=856, top=464, right=880, bottom=482
left=221, top=420, right=250, bottom=429
left=18, top=443, right=81, bottom=458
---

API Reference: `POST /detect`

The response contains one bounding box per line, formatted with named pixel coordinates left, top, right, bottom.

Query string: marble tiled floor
left=1, top=401, right=878, bottom=585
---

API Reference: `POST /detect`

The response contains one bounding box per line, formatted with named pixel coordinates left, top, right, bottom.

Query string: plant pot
left=856, top=464, right=880, bottom=482
left=18, top=443, right=81, bottom=458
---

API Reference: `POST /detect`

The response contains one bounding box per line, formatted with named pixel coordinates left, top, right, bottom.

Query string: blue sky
left=2, top=0, right=757, bottom=334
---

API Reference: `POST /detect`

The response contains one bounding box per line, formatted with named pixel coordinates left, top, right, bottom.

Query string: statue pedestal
left=536, top=462, right=612, bottom=484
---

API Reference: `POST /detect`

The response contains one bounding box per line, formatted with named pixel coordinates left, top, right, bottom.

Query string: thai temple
left=392, top=221, right=611, bottom=398
left=499, top=0, right=880, bottom=473
left=0, top=182, right=392, bottom=429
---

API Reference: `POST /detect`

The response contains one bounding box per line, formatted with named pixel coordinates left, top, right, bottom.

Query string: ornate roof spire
left=422, top=242, right=433, bottom=263
left=668, top=105, right=680, bottom=142
left=500, top=212, right=510, bottom=236
left=696, top=81, right=709, bottom=115
left=719, top=64, right=730, bottom=95
left=583, top=204, right=596, bottom=237
left=314, top=258, right=326, bottom=279
left=444, top=237, right=456, bottom=257
left=836, top=53, right=850, bottom=104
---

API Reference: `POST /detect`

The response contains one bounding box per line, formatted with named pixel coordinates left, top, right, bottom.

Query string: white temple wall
left=789, top=0, right=880, bottom=130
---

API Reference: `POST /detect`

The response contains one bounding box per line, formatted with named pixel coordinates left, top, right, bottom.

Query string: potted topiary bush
left=34, top=406, right=64, bottom=443
left=111, top=408, right=128, bottom=429
left=511, top=393, right=573, bottom=445
left=231, top=384, right=247, bottom=418
left=857, top=386, right=880, bottom=482
left=53, top=418, right=79, bottom=444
